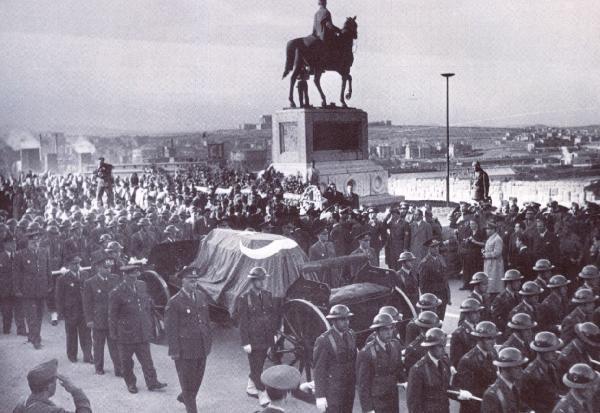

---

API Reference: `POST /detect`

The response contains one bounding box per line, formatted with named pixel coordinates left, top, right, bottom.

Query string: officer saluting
left=165, top=266, right=212, bottom=413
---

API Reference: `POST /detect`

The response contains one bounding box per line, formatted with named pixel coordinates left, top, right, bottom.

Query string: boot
left=258, top=390, right=270, bottom=407
left=246, top=378, right=258, bottom=398
left=50, top=312, right=58, bottom=326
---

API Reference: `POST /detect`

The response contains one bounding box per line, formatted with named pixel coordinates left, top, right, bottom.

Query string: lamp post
left=441, top=73, right=455, bottom=204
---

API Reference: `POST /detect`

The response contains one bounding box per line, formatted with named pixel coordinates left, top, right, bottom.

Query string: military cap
left=471, top=321, right=501, bottom=338
left=484, top=221, right=497, bottom=229
left=414, top=310, right=442, bottom=329
left=120, top=264, right=142, bottom=274
left=532, top=258, right=554, bottom=272
left=460, top=298, right=484, bottom=313
left=132, top=211, right=143, bottom=220
left=117, top=216, right=128, bottom=224
left=578, top=264, right=599, bottom=279
left=105, top=241, right=124, bottom=252
left=421, top=327, right=447, bottom=347
left=519, top=281, right=544, bottom=296
left=378, top=306, right=402, bottom=321
left=530, top=331, right=563, bottom=352
left=547, top=274, right=570, bottom=289
left=469, top=271, right=489, bottom=285
left=422, top=238, right=440, bottom=248
left=261, top=365, right=301, bottom=391
left=138, top=218, right=151, bottom=226
left=571, top=288, right=598, bottom=304
left=164, top=224, right=180, bottom=234
left=46, top=225, right=60, bottom=235
left=178, top=266, right=201, bottom=280
left=70, top=221, right=81, bottom=230
left=493, top=347, right=528, bottom=368
left=326, top=304, right=353, bottom=319
left=354, top=231, right=371, bottom=242
left=369, top=313, right=397, bottom=329
left=508, top=313, right=537, bottom=330
left=247, top=266, right=269, bottom=280
left=574, top=322, right=600, bottom=348
left=502, top=269, right=524, bottom=281
left=562, top=363, right=596, bottom=389
left=398, top=251, right=416, bottom=262
left=416, top=293, right=442, bottom=309
left=27, top=359, right=58, bottom=389
left=399, top=201, right=410, bottom=209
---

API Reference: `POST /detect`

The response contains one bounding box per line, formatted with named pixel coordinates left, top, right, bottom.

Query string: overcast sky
left=0, top=1, right=599, bottom=133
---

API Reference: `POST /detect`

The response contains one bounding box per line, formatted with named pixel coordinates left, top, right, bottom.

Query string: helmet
left=138, top=218, right=151, bottom=227
left=104, top=241, right=124, bottom=253
left=562, top=363, right=596, bottom=389
left=519, top=281, right=544, bottom=296
left=459, top=298, right=484, bottom=313
left=469, top=272, right=489, bottom=285
left=578, top=265, right=600, bottom=280
left=70, top=222, right=81, bottom=230
left=46, top=225, right=59, bottom=235
left=369, top=313, right=396, bottom=329
left=414, top=310, right=442, bottom=329
left=164, top=225, right=180, bottom=234
left=532, top=258, right=554, bottom=272
left=508, top=313, right=537, bottom=330
left=471, top=321, right=501, bottom=338
left=502, top=269, right=524, bottom=281
left=574, top=322, right=600, bottom=348
left=530, top=331, right=564, bottom=352
left=416, top=293, right=442, bottom=309
left=247, top=266, right=269, bottom=280
left=493, top=347, right=528, bottom=367
left=378, top=306, right=402, bottom=321
left=547, top=275, right=570, bottom=289
left=398, top=251, right=416, bottom=262
left=99, top=234, right=113, bottom=244
left=421, top=327, right=447, bottom=347
left=571, top=288, right=598, bottom=305
left=326, top=304, right=354, bottom=320
left=117, top=216, right=128, bottom=225
left=132, top=211, right=143, bottom=220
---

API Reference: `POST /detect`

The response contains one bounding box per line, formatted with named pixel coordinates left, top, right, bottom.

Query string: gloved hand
left=243, top=344, right=252, bottom=354
left=458, top=390, right=473, bottom=400
left=299, top=381, right=314, bottom=392
left=397, top=382, right=407, bottom=390
left=450, top=366, right=457, bottom=375
left=315, top=397, right=328, bottom=412
left=86, top=322, right=94, bottom=329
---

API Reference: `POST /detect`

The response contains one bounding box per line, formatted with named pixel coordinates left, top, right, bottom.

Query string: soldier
left=13, top=359, right=91, bottom=413
left=365, top=306, right=403, bottom=344
left=313, top=304, right=357, bottom=413
left=63, top=222, right=90, bottom=266
left=357, top=313, right=406, bottom=413
left=453, top=321, right=500, bottom=413
left=578, top=264, right=599, bottom=296
left=521, top=331, right=565, bottom=413
left=82, top=255, right=122, bottom=376
left=308, top=225, right=337, bottom=286
left=532, top=258, right=555, bottom=302
left=404, top=310, right=442, bottom=371
left=90, top=233, right=112, bottom=266
left=108, top=264, right=167, bottom=394
left=55, top=256, right=93, bottom=364
left=552, top=363, right=596, bottom=413
left=509, top=280, right=543, bottom=325
left=557, top=322, right=600, bottom=376
left=450, top=298, right=483, bottom=369
left=255, top=365, right=303, bottom=413
left=468, top=271, right=491, bottom=320
left=0, top=230, right=22, bottom=334
left=165, top=267, right=212, bottom=413
left=44, top=225, right=63, bottom=326
left=538, top=274, right=571, bottom=333
left=104, top=241, right=127, bottom=276
left=561, top=288, right=597, bottom=343
left=502, top=313, right=537, bottom=360
left=404, top=293, right=442, bottom=344
left=394, top=251, right=419, bottom=307
left=491, top=269, right=523, bottom=339
left=130, top=218, right=157, bottom=259
left=351, top=232, right=379, bottom=267
left=12, top=224, right=50, bottom=349
left=384, top=206, right=410, bottom=270
left=481, top=347, right=529, bottom=413
left=237, top=267, right=280, bottom=407
left=409, top=209, right=433, bottom=264
left=418, top=239, right=449, bottom=320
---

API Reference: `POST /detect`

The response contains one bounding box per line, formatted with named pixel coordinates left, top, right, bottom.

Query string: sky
left=0, top=0, right=599, bottom=134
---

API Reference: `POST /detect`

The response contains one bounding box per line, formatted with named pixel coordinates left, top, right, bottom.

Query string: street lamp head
left=441, top=73, right=455, bottom=78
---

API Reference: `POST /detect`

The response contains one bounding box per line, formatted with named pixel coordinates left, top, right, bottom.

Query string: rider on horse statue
left=306, top=0, right=341, bottom=68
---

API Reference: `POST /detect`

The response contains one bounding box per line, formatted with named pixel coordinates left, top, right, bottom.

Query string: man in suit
left=237, top=266, right=280, bottom=407
left=483, top=221, right=504, bottom=296
left=409, top=209, right=432, bottom=264
left=561, top=288, right=596, bottom=343
left=309, top=226, right=336, bottom=262
left=55, top=256, right=93, bottom=364
left=165, top=267, right=212, bottom=413
left=552, top=363, right=596, bottom=413
left=342, top=182, right=359, bottom=210
left=108, top=264, right=167, bottom=394
left=531, top=218, right=560, bottom=266
left=0, top=231, right=23, bottom=334
left=418, top=239, right=449, bottom=320
left=313, top=304, right=356, bottom=413
left=384, top=206, right=411, bottom=270
left=481, top=347, right=528, bottom=413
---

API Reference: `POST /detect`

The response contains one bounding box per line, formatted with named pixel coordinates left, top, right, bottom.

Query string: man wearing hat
left=557, top=322, right=600, bottom=377
left=481, top=347, right=528, bottom=413
left=453, top=321, right=500, bottom=413
left=350, top=231, right=378, bottom=267
left=394, top=251, right=419, bottom=307
left=404, top=310, right=442, bottom=371
left=95, top=156, right=114, bottom=207
left=12, top=224, right=50, bottom=349
left=532, top=258, right=555, bottom=302
left=165, top=267, right=212, bottom=413
left=308, top=225, right=338, bottom=286
left=63, top=221, right=90, bottom=267
left=561, top=288, right=597, bottom=343
left=537, top=274, right=571, bottom=333
left=55, top=256, right=93, bottom=364
left=482, top=221, right=504, bottom=296
left=531, top=217, right=559, bottom=264
left=409, top=208, right=432, bottom=264
left=357, top=313, right=406, bottom=413
left=384, top=206, right=411, bottom=271
left=162, top=224, right=180, bottom=243
left=578, top=264, right=600, bottom=296
left=491, top=269, right=524, bottom=338
left=501, top=313, right=537, bottom=360
left=109, top=264, right=167, bottom=393
left=0, top=228, right=23, bottom=335
left=450, top=298, right=483, bottom=369
left=130, top=218, right=157, bottom=259
left=520, top=331, right=564, bottom=412
left=468, top=271, right=492, bottom=321
left=43, top=224, right=64, bottom=327
left=552, top=363, right=596, bottom=413
left=13, top=359, right=91, bottom=413
left=404, top=293, right=442, bottom=345
left=313, top=304, right=357, bottom=413
left=417, top=239, right=449, bottom=320
left=82, top=254, right=122, bottom=376
left=237, top=266, right=279, bottom=407
left=256, top=365, right=302, bottom=413
left=509, top=280, right=544, bottom=326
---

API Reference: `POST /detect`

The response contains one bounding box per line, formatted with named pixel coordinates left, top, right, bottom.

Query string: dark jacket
left=418, top=254, right=448, bottom=301
left=82, top=273, right=121, bottom=330
left=12, top=247, right=50, bottom=298
left=237, top=289, right=278, bottom=349
left=0, top=250, right=12, bottom=298
left=531, top=231, right=560, bottom=263
left=521, top=358, right=563, bottom=413
left=453, top=346, right=498, bottom=413
left=560, top=307, right=588, bottom=344
left=481, top=376, right=521, bottom=413
left=407, top=354, right=452, bottom=413
left=449, top=321, right=476, bottom=368
left=108, top=280, right=155, bottom=344
left=491, top=289, right=520, bottom=334
left=165, top=289, right=212, bottom=359
left=55, top=271, right=88, bottom=324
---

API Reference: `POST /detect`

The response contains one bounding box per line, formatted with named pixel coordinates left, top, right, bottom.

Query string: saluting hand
left=242, top=344, right=252, bottom=354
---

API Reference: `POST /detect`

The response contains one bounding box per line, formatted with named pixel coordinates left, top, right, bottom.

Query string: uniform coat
left=453, top=345, right=498, bottom=413
left=491, top=289, right=520, bottom=339
left=483, top=232, right=504, bottom=294
left=409, top=220, right=432, bottom=264
left=552, top=391, right=594, bottom=413
left=385, top=217, right=411, bottom=270
left=531, top=230, right=560, bottom=264
left=0, top=250, right=19, bottom=333
left=481, top=376, right=522, bottom=413
left=449, top=321, right=476, bottom=368
left=406, top=353, right=452, bottom=413
left=560, top=307, right=588, bottom=344
left=394, top=267, right=419, bottom=307
left=418, top=253, right=449, bottom=320
left=521, top=358, right=563, bottom=413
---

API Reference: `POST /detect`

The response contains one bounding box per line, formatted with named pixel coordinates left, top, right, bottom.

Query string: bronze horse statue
left=283, top=17, right=357, bottom=108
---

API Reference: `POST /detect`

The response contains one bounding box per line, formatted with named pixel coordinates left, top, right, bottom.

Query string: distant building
left=258, top=115, right=272, bottom=130
left=20, top=148, right=41, bottom=172
left=131, top=145, right=159, bottom=163
left=240, top=123, right=257, bottom=131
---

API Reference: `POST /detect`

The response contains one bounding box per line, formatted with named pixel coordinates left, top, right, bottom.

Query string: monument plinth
left=271, top=108, right=402, bottom=206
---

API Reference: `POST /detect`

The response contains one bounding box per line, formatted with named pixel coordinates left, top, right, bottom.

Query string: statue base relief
left=271, top=107, right=402, bottom=206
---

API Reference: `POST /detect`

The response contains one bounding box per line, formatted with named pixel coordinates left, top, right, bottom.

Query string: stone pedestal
left=271, top=108, right=402, bottom=206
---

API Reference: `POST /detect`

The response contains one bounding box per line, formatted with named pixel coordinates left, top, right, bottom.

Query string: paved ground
left=1, top=278, right=468, bottom=412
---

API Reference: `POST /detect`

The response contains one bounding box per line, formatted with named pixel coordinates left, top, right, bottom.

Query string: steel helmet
left=414, top=310, right=442, bottom=329
left=574, top=322, right=600, bottom=348
left=562, top=363, right=596, bottom=389
left=70, top=221, right=81, bottom=230
left=493, top=347, right=528, bottom=367
left=247, top=266, right=269, bottom=280
left=546, top=275, right=570, bottom=289
left=530, top=331, right=563, bottom=352
left=398, top=251, right=416, bottom=262
left=532, top=258, right=554, bottom=272
left=378, top=306, right=402, bottom=321
left=508, top=313, right=537, bottom=330
left=420, top=327, right=447, bottom=347
left=501, top=269, right=524, bottom=282
left=99, top=234, right=113, bottom=244
left=416, top=293, right=442, bottom=309
left=369, top=313, right=396, bottom=329
left=578, top=265, right=599, bottom=280
left=132, top=211, right=143, bottom=220
left=459, top=298, right=484, bottom=313
left=471, top=321, right=501, bottom=338
left=571, top=288, right=598, bottom=305
left=117, top=216, right=128, bottom=225
left=519, top=281, right=544, bottom=296
left=326, top=304, right=354, bottom=320
left=469, top=272, right=489, bottom=285
left=46, top=225, right=60, bottom=235
left=104, top=241, right=124, bottom=253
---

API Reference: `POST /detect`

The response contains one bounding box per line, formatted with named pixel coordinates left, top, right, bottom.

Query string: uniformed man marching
left=404, top=293, right=442, bottom=345
left=491, top=269, right=523, bottom=340
left=357, top=313, right=406, bottom=413
left=165, top=266, right=212, bottom=413
left=255, top=365, right=302, bottom=413
left=403, top=310, right=442, bottom=371
left=508, top=280, right=543, bottom=326
left=552, top=363, right=596, bottom=413
left=481, top=347, right=528, bottom=413
left=237, top=266, right=280, bottom=407
left=313, top=304, right=357, bottom=413
left=418, top=239, right=449, bottom=321
left=394, top=251, right=419, bottom=307
left=450, top=298, right=483, bottom=369
left=557, top=322, right=600, bottom=376
left=561, top=288, right=597, bottom=343
left=501, top=312, right=537, bottom=360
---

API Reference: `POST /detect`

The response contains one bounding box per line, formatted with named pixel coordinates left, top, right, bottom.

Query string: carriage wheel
left=139, top=270, right=170, bottom=344
left=270, top=299, right=330, bottom=382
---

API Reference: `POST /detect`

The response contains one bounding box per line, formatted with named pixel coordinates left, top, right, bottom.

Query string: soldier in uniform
left=491, top=269, right=523, bottom=340
left=237, top=267, right=280, bottom=407
left=108, top=264, right=167, bottom=394
left=557, top=322, right=600, bottom=376
left=453, top=321, right=500, bottom=413
left=162, top=225, right=180, bottom=243
left=468, top=271, right=491, bottom=321
left=552, top=363, right=596, bottom=413
left=394, top=251, right=419, bottom=307
left=509, top=280, right=543, bottom=325
left=12, top=224, right=50, bottom=349
left=404, top=293, right=442, bottom=344
left=351, top=232, right=379, bottom=267
left=481, top=347, right=528, bottom=413
left=165, top=267, right=212, bottom=413
left=538, top=274, right=571, bottom=333
left=12, top=359, right=91, bottom=413
left=404, top=310, right=442, bottom=371
left=82, top=255, right=122, bottom=376
left=63, top=222, right=90, bottom=267
left=130, top=218, right=157, bottom=259
left=578, top=264, right=600, bottom=296
left=532, top=258, right=555, bottom=302
left=521, top=331, right=565, bottom=413
left=531, top=218, right=560, bottom=267
left=44, top=225, right=63, bottom=326
left=55, top=256, right=93, bottom=364
left=0, top=230, right=22, bottom=334
left=313, top=304, right=356, bottom=413
left=308, top=225, right=336, bottom=262
left=384, top=206, right=410, bottom=270
left=104, top=241, right=127, bottom=276
left=561, top=288, right=597, bottom=343
left=418, top=239, right=449, bottom=320
left=450, top=298, right=483, bottom=369
left=502, top=313, right=537, bottom=360
left=255, top=365, right=303, bottom=413
left=357, top=313, right=406, bottom=413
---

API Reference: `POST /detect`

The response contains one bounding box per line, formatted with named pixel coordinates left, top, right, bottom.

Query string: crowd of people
left=2, top=159, right=600, bottom=412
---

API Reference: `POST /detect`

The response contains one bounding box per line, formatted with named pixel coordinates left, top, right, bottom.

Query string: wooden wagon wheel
left=139, top=270, right=171, bottom=344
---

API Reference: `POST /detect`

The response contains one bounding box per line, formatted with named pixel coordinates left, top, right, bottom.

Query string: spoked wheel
left=269, top=299, right=330, bottom=382
left=139, top=270, right=170, bottom=344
